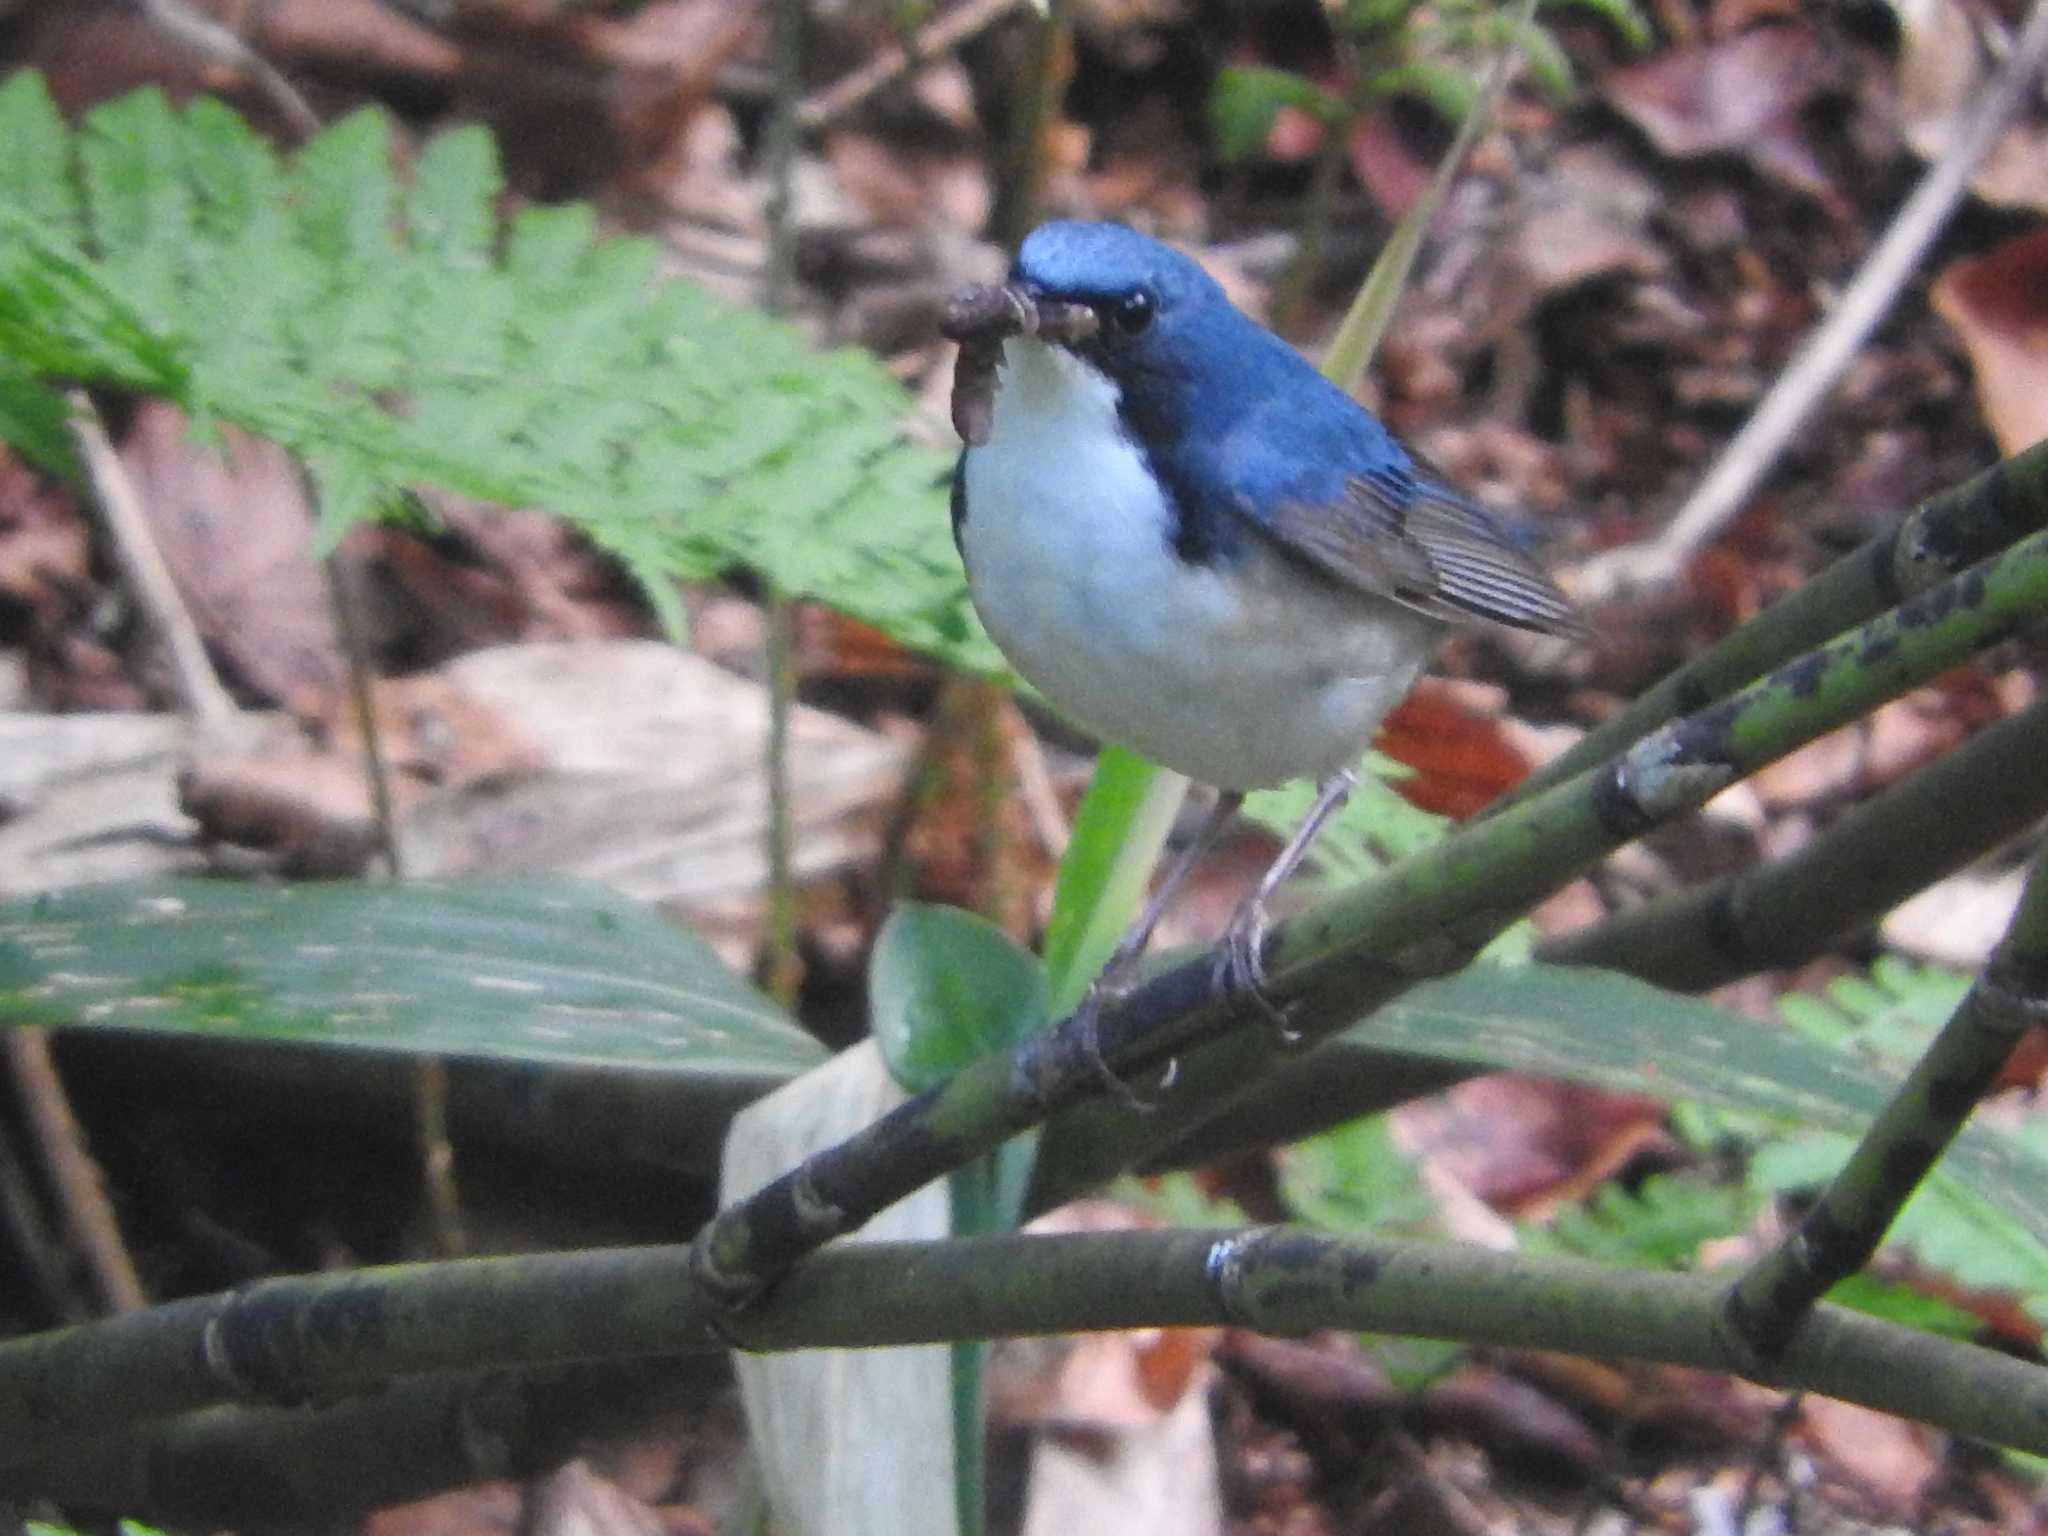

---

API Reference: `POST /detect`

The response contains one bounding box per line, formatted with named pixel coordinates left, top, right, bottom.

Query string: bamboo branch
left=1722, top=849, right=2048, bottom=1360
left=1511, top=436, right=2048, bottom=810
left=1539, top=696, right=2048, bottom=990
left=6, top=1226, right=2048, bottom=1488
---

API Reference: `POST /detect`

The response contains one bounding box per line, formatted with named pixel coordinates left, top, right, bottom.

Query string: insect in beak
left=941, top=283, right=1101, bottom=445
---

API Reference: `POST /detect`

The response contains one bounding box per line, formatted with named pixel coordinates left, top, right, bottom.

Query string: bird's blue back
left=1011, top=223, right=1446, bottom=565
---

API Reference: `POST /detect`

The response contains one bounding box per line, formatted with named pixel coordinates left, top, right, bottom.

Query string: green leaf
left=1244, top=755, right=1446, bottom=889
left=0, top=74, right=999, bottom=677
left=1351, top=962, right=2048, bottom=1320
left=0, top=360, right=74, bottom=474
left=1528, top=1172, right=1756, bottom=1269
left=1279, top=1112, right=1436, bottom=1235
left=406, top=124, right=500, bottom=264
left=1539, top=0, right=1652, bottom=50
left=870, top=902, right=1049, bottom=1093
left=0, top=877, right=823, bottom=1081
left=1210, top=66, right=1341, bottom=162
left=1368, top=59, right=1482, bottom=121
left=0, top=71, right=78, bottom=241
left=1341, top=0, right=1426, bottom=34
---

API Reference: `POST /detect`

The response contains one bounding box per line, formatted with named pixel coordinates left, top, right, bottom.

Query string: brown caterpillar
left=941, top=283, right=1099, bottom=446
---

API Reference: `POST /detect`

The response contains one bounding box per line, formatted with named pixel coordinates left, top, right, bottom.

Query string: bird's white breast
left=959, top=341, right=1440, bottom=790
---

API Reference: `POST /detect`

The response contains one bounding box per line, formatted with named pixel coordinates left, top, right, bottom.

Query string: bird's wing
left=1258, top=465, right=1585, bottom=639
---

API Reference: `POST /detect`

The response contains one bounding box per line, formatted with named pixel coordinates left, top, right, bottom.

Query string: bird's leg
left=1218, top=768, right=1357, bottom=1040
left=1076, top=788, right=1245, bottom=1109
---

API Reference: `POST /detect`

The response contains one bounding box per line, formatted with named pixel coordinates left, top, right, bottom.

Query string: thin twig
left=998, top=0, right=1076, bottom=245
left=137, top=0, right=323, bottom=141
left=759, top=0, right=807, bottom=1009
left=1576, top=0, right=2048, bottom=600
left=0, top=1116, right=86, bottom=1325
left=796, top=0, right=1025, bottom=130
left=2, top=1031, right=146, bottom=1314
left=320, top=555, right=405, bottom=880
left=64, top=391, right=240, bottom=732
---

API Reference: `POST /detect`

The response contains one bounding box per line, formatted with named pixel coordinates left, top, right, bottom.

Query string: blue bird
left=944, top=221, right=1582, bottom=1024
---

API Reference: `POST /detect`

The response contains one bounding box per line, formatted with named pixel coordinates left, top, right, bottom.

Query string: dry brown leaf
left=1798, top=1395, right=1941, bottom=1513
left=118, top=401, right=341, bottom=707
left=1895, top=0, right=2048, bottom=212
left=1931, top=227, right=2048, bottom=454
left=1602, top=25, right=1842, bottom=203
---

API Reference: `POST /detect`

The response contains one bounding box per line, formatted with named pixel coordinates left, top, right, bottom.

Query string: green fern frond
left=0, top=71, right=996, bottom=670
left=1528, top=1172, right=1755, bottom=1270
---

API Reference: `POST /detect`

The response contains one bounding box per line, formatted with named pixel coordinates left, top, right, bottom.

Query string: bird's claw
left=1073, top=968, right=1170, bottom=1113
left=1216, top=904, right=1301, bottom=1045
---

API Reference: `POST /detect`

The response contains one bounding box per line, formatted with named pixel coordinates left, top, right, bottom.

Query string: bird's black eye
left=1105, top=289, right=1156, bottom=338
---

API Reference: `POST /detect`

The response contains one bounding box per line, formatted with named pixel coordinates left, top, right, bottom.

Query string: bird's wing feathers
left=1258, top=467, right=1585, bottom=639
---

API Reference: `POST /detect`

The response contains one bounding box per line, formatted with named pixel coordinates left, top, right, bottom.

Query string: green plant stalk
left=1269, top=128, right=1351, bottom=335
left=762, top=589, right=802, bottom=1010
left=1723, top=851, right=2048, bottom=1361
left=1504, top=435, right=2048, bottom=810
left=997, top=0, right=1075, bottom=245
left=1040, top=748, right=1189, bottom=1014
left=691, top=522, right=2048, bottom=1307
left=1319, top=0, right=1538, bottom=394
left=1541, top=696, right=2048, bottom=990
left=8, top=1228, right=2048, bottom=1473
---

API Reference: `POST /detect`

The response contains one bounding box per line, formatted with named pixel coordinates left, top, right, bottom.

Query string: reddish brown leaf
left=1932, top=228, right=2048, bottom=455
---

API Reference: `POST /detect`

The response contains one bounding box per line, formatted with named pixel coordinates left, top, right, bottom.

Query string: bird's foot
left=1215, top=901, right=1301, bottom=1046
left=1072, top=964, right=1173, bottom=1113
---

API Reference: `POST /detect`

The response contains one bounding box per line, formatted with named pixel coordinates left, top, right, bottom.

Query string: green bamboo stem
left=1540, top=696, right=2048, bottom=990
left=8, top=1226, right=2048, bottom=1484
left=1505, top=437, right=2048, bottom=810
left=692, top=522, right=2048, bottom=1308
left=1722, top=851, right=2048, bottom=1361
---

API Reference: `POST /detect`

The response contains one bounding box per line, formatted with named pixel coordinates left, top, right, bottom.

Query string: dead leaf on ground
left=117, top=401, right=341, bottom=707
left=1602, top=24, right=1844, bottom=206
left=1798, top=1395, right=1941, bottom=1514
left=1392, top=1075, right=1672, bottom=1217
left=1375, top=680, right=1537, bottom=820
left=1931, top=226, right=2048, bottom=455
left=525, top=1460, right=669, bottom=1536
left=1418, top=1365, right=1603, bottom=1479
left=1894, top=0, right=2048, bottom=212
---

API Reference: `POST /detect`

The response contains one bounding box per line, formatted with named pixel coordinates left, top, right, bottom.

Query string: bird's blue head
left=1002, top=223, right=1235, bottom=387
left=1013, top=221, right=1223, bottom=330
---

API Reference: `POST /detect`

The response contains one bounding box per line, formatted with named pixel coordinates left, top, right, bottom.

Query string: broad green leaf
left=869, top=900, right=1049, bottom=1536
left=0, top=877, right=823, bottom=1081
left=870, top=902, right=1048, bottom=1092
left=1209, top=66, right=1341, bottom=162
left=1347, top=963, right=2048, bottom=1315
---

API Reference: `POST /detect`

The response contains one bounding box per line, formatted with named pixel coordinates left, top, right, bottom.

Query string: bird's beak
left=941, top=283, right=1101, bottom=445
left=941, top=282, right=1101, bottom=348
